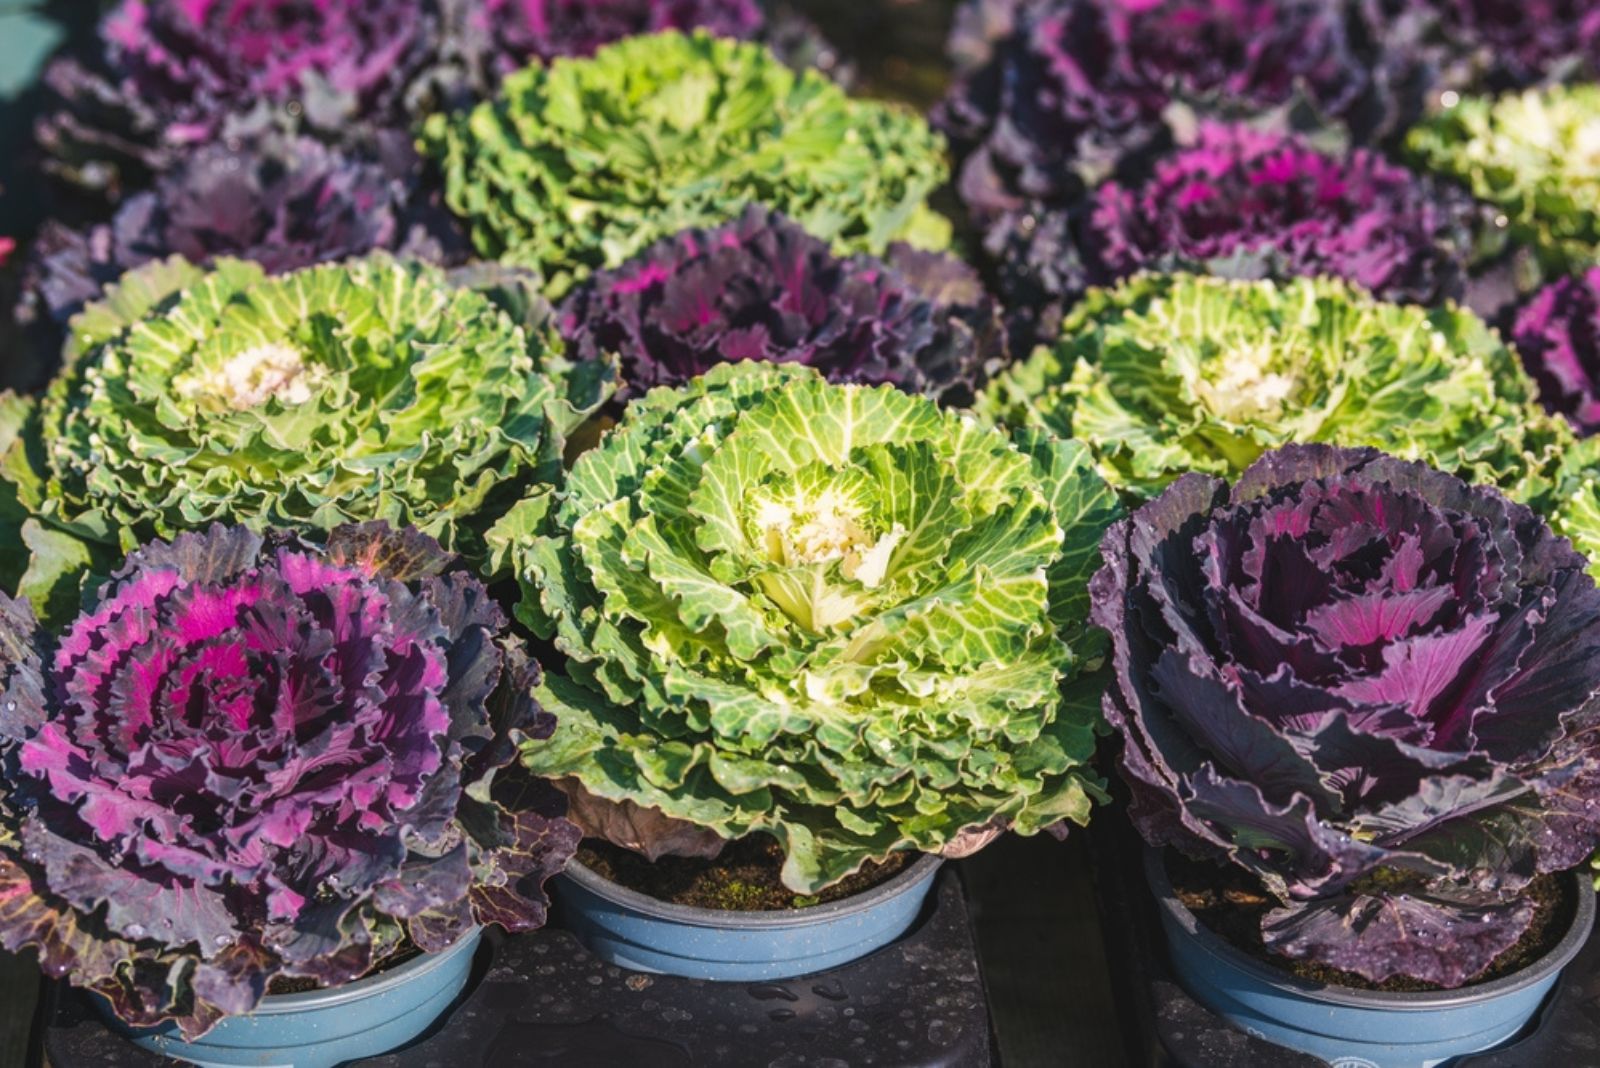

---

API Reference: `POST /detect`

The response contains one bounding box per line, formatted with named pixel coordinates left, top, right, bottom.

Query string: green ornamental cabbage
left=0, top=254, right=610, bottom=621
left=978, top=272, right=1590, bottom=499
left=492, top=362, right=1121, bottom=892
left=1406, top=84, right=1600, bottom=275
left=422, top=30, right=950, bottom=296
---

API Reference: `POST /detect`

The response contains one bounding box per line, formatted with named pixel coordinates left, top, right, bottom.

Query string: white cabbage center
left=1197, top=340, right=1298, bottom=421
left=184, top=343, right=314, bottom=411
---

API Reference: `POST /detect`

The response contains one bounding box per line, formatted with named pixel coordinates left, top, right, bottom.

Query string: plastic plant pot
left=556, top=853, right=943, bottom=980
left=1146, top=849, right=1596, bottom=1068
left=101, top=926, right=483, bottom=1068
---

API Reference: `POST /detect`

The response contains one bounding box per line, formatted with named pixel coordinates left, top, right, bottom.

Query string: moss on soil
left=1166, top=850, right=1573, bottom=993
left=578, top=835, right=914, bottom=911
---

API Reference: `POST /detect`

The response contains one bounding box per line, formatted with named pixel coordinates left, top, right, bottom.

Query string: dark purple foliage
left=1511, top=269, right=1600, bottom=437
left=36, top=0, right=442, bottom=203
left=980, top=122, right=1487, bottom=353
left=459, top=0, right=764, bottom=77
left=557, top=205, right=1007, bottom=406
left=19, top=131, right=463, bottom=332
left=936, top=0, right=1371, bottom=223
left=0, top=238, right=13, bottom=270
left=1091, top=444, right=1600, bottom=987
left=1097, top=122, right=1480, bottom=299
left=1366, top=0, right=1600, bottom=94
left=0, top=523, right=579, bottom=1037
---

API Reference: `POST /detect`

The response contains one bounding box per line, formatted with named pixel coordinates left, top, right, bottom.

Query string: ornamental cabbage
left=19, top=131, right=463, bottom=336
left=37, top=0, right=443, bottom=200
left=491, top=362, right=1122, bottom=893
left=0, top=522, right=580, bottom=1036
left=422, top=31, right=950, bottom=296
left=985, top=123, right=1488, bottom=351
left=1365, top=0, right=1600, bottom=94
left=1511, top=269, right=1600, bottom=436
left=1090, top=124, right=1484, bottom=310
left=456, top=0, right=764, bottom=75
left=557, top=205, right=1006, bottom=406
left=1091, top=444, right=1600, bottom=986
left=935, top=0, right=1372, bottom=226
left=0, top=254, right=610, bottom=623
left=977, top=273, right=1569, bottom=504
left=1406, top=85, right=1600, bottom=277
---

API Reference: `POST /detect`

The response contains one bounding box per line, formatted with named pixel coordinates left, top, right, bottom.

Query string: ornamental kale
left=1089, top=123, right=1484, bottom=311
left=1365, top=0, right=1600, bottom=94
left=37, top=0, right=443, bottom=202
left=935, top=0, right=1372, bottom=227
left=0, top=254, right=610, bottom=624
left=557, top=205, right=1006, bottom=406
left=19, top=130, right=463, bottom=336
left=0, top=522, right=580, bottom=1036
left=422, top=31, right=950, bottom=297
left=455, top=0, right=764, bottom=76
left=1511, top=269, right=1600, bottom=436
left=986, top=123, right=1488, bottom=350
left=1092, top=444, right=1600, bottom=986
left=1407, top=85, right=1600, bottom=278
left=977, top=273, right=1570, bottom=505
left=492, top=362, right=1122, bottom=893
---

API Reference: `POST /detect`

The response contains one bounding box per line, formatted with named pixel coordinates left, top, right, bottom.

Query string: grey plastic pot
left=1146, top=849, right=1595, bottom=1068
left=556, top=853, right=942, bottom=980
left=102, top=926, right=482, bottom=1068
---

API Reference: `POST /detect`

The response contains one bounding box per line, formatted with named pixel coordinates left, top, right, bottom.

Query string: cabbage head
left=977, top=273, right=1590, bottom=508
left=0, top=522, right=579, bottom=1037
left=421, top=30, right=949, bottom=296
left=491, top=362, right=1122, bottom=892
left=0, top=254, right=610, bottom=623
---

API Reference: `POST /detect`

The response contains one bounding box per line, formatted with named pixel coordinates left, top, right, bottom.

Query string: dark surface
left=40, top=867, right=993, bottom=1068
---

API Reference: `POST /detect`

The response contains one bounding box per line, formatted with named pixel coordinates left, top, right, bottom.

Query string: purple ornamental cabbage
left=0, top=523, right=580, bottom=1037
left=1511, top=269, right=1600, bottom=436
left=979, top=122, right=1487, bottom=353
left=557, top=205, right=1007, bottom=406
left=460, top=0, right=764, bottom=76
left=1092, top=444, right=1600, bottom=987
left=1366, top=0, right=1600, bottom=94
left=19, top=131, right=463, bottom=332
left=1092, top=122, right=1480, bottom=303
left=936, top=0, right=1371, bottom=224
left=36, top=0, right=441, bottom=200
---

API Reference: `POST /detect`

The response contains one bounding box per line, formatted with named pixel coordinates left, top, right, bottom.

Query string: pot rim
left=563, top=852, right=944, bottom=930
left=1145, top=847, right=1596, bottom=1010
left=241, top=924, right=484, bottom=1014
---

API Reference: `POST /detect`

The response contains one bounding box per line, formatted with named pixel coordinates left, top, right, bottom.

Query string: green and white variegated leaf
left=975, top=273, right=1587, bottom=535
left=498, top=362, right=1120, bottom=892
left=421, top=30, right=950, bottom=297
left=0, top=255, right=613, bottom=623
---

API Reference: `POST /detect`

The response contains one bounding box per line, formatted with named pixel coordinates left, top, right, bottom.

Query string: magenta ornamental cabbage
left=0, top=523, right=579, bottom=1037
left=1092, top=444, right=1600, bottom=987
left=557, top=206, right=1006, bottom=406
left=1511, top=269, right=1600, bottom=437
left=1367, top=0, right=1600, bottom=92
left=36, top=0, right=441, bottom=200
left=463, top=0, right=764, bottom=75
left=936, top=0, right=1371, bottom=225
left=989, top=123, right=1486, bottom=348
left=1090, top=124, right=1483, bottom=308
